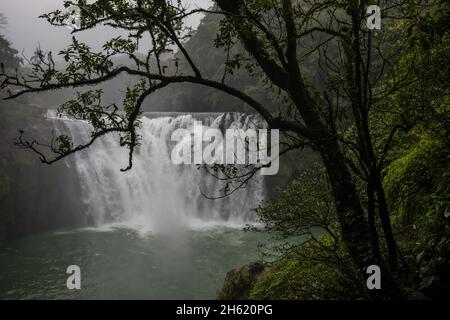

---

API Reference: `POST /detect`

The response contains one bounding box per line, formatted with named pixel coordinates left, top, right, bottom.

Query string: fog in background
left=0, top=0, right=212, bottom=62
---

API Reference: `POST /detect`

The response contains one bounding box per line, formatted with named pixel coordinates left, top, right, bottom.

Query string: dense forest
left=1, top=1, right=449, bottom=300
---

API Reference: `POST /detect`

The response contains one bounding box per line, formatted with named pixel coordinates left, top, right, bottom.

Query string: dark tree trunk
left=367, top=182, right=381, bottom=262
left=318, top=137, right=404, bottom=299
left=318, top=138, right=375, bottom=271
left=373, top=169, right=399, bottom=271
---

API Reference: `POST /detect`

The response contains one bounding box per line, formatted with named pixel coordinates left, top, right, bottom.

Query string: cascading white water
left=47, top=111, right=265, bottom=233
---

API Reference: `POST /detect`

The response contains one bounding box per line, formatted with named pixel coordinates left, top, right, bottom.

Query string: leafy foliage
left=257, top=165, right=337, bottom=244
left=250, top=237, right=364, bottom=300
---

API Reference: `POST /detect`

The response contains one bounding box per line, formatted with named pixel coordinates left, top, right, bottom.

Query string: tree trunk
left=318, top=138, right=375, bottom=271
left=373, top=169, right=399, bottom=271
left=318, top=137, right=404, bottom=299
left=367, top=181, right=382, bottom=262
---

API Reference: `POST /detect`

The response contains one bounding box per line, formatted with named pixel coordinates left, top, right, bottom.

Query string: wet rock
left=217, top=261, right=269, bottom=300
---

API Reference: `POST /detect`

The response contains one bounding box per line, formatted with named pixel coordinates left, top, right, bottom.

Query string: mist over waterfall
left=47, top=111, right=266, bottom=233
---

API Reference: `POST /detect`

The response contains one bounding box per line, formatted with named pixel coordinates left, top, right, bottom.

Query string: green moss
left=383, top=135, right=448, bottom=225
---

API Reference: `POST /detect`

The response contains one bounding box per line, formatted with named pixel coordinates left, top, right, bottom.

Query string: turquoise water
left=0, top=227, right=268, bottom=299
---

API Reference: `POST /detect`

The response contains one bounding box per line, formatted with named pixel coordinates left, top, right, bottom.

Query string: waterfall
left=47, top=111, right=265, bottom=233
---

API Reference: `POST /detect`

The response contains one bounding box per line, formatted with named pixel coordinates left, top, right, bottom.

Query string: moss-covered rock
left=217, top=261, right=268, bottom=300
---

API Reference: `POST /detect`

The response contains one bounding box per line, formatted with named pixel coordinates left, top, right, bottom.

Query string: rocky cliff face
left=0, top=101, right=88, bottom=244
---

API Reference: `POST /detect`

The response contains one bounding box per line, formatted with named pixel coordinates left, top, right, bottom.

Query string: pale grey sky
left=0, top=0, right=212, bottom=59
